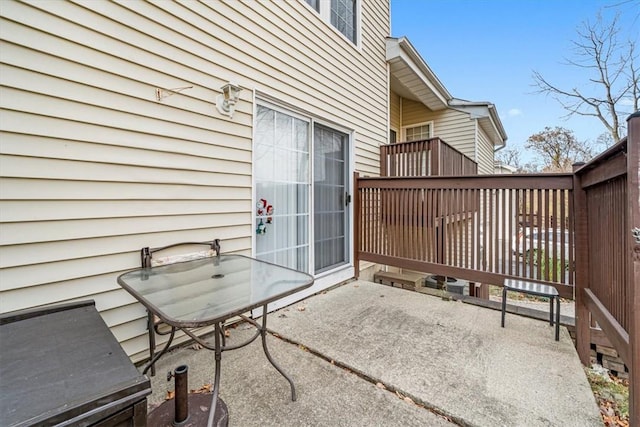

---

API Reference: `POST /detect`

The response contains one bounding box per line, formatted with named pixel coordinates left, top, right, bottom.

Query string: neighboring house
left=385, top=36, right=508, bottom=285
left=387, top=37, right=507, bottom=174
left=0, top=0, right=389, bottom=361
left=494, top=161, right=518, bottom=174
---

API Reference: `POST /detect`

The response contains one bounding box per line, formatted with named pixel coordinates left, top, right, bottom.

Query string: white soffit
left=386, top=37, right=450, bottom=111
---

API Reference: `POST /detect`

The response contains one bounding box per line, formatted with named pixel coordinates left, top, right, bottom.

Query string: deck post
left=572, top=161, right=590, bottom=366
left=353, top=172, right=360, bottom=279
left=626, top=111, right=639, bottom=427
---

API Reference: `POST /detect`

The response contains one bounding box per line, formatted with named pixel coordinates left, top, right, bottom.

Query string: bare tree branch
left=532, top=12, right=639, bottom=143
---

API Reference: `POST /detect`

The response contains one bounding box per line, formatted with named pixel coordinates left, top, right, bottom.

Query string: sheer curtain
left=254, top=105, right=310, bottom=273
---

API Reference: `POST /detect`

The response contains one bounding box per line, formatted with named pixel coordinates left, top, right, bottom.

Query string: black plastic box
left=0, top=301, right=151, bottom=426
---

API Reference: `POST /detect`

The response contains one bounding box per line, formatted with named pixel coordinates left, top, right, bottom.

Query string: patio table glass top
left=117, top=254, right=313, bottom=328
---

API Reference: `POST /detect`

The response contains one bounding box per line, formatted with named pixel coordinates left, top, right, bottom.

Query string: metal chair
left=141, top=239, right=221, bottom=376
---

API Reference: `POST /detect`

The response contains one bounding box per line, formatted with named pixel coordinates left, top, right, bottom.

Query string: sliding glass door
left=254, top=104, right=350, bottom=276
left=314, top=124, right=349, bottom=273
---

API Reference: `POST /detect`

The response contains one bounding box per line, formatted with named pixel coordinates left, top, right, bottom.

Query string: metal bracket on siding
left=155, top=86, right=193, bottom=101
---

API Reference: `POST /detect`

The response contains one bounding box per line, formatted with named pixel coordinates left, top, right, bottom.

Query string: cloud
left=508, top=108, right=523, bottom=117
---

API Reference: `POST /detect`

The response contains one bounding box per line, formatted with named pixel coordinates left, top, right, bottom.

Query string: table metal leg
left=207, top=322, right=222, bottom=427
left=549, top=296, right=554, bottom=326
left=260, top=304, right=297, bottom=401
left=143, top=327, right=176, bottom=376
left=501, top=286, right=507, bottom=328
left=555, top=297, right=560, bottom=341
left=147, top=312, right=156, bottom=377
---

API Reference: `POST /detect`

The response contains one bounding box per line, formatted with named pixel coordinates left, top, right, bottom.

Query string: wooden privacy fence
left=380, top=138, right=478, bottom=177
left=574, top=112, right=639, bottom=425
left=357, top=113, right=639, bottom=423
left=354, top=173, right=575, bottom=298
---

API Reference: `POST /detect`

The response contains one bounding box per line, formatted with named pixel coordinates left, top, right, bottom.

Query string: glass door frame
left=251, top=98, right=356, bottom=313
left=312, top=122, right=351, bottom=275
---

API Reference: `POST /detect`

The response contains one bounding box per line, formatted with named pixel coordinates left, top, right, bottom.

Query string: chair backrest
left=141, top=239, right=221, bottom=268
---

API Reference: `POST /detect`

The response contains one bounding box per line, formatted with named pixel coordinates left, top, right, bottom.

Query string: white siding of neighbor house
left=0, top=0, right=389, bottom=360
left=390, top=91, right=400, bottom=135
left=476, top=125, right=496, bottom=175
left=400, top=98, right=477, bottom=164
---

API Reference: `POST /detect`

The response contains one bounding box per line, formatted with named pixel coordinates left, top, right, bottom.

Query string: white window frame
left=402, top=121, right=434, bottom=142
left=302, top=0, right=361, bottom=48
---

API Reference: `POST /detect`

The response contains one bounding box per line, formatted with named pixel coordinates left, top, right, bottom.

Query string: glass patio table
left=117, top=254, right=314, bottom=426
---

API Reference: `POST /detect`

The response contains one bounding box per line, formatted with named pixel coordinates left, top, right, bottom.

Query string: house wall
left=390, top=91, right=400, bottom=134
left=0, top=0, right=389, bottom=360
left=399, top=99, right=477, bottom=164
left=476, top=124, right=496, bottom=175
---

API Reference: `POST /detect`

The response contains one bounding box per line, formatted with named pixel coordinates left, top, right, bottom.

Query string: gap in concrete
left=269, top=327, right=465, bottom=426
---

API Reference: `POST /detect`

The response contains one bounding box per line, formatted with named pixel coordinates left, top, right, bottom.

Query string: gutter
left=449, top=98, right=508, bottom=149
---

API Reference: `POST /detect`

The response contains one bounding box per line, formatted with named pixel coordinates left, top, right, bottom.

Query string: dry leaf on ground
left=191, top=383, right=213, bottom=394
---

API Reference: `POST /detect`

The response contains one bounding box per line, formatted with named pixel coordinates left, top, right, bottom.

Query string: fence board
left=380, top=138, right=477, bottom=177
left=355, top=174, right=575, bottom=296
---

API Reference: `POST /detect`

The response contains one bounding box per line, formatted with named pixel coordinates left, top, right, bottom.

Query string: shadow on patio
left=146, top=280, right=601, bottom=427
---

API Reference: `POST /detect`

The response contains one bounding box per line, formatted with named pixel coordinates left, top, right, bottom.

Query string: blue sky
left=390, top=0, right=639, bottom=163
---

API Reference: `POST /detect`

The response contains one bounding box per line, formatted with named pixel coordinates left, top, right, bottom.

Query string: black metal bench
left=501, top=278, right=560, bottom=341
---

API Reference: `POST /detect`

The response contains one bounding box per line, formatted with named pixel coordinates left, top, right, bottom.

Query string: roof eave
left=386, top=37, right=451, bottom=110
left=449, top=98, right=508, bottom=146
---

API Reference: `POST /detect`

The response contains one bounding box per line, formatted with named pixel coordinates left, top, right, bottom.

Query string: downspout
left=491, top=104, right=507, bottom=153
left=395, top=94, right=402, bottom=275
left=493, top=128, right=507, bottom=176
left=386, top=61, right=391, bottom=146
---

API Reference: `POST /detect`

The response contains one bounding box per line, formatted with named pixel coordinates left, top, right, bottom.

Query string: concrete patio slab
left=146, top=325, right=452, bottom=426
left=146, top=280, right=602, bottom=426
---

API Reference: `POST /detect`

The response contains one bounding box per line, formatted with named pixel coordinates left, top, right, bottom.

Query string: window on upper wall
left=404, top=122, right=433, bottom=142
left=305, top=0, right=319, bottom=12
left=331, top=0, right=357, bottom=43
left=304, top=0, right=359, bottom=45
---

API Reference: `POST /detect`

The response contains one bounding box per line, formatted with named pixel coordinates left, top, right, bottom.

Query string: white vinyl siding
left=401, top=99, right=478, bottom=168
left=389, top=91, right=400, bottom=131
left=0, top=0, right=389, bottom=360
left=476, top=125, right=496, bottom=175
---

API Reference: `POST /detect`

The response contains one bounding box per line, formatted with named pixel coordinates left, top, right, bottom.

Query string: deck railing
left=354, top=173, right=575, bottom=298
left=380, top=138, right=478, bottom=177
left=573, top=112, right=638, bottom=424
left=357, top=113, right=639, bottom=423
